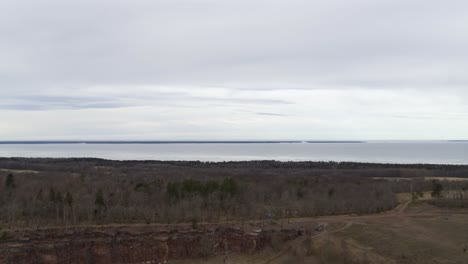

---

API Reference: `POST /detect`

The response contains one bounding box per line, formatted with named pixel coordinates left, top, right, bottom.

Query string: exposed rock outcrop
left=0, top=225, right=303, bottom=263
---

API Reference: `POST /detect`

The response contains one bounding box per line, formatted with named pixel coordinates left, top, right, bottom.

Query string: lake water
left=0, top=142, right=467, bottom=164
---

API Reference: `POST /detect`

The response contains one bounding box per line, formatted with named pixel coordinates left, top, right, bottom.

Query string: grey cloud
left=390, top=115, right=439, bottom=120
left=195, top=98, right=291, bottom=105
left=255, top=112, right=288, bottom=117
left=2, top=0, right=468, bottom=95
left=0, top=95, right=126, bottom=110
left=0, top=92, right=291, bottom=110
left=1, top=0, right=468, bottom=140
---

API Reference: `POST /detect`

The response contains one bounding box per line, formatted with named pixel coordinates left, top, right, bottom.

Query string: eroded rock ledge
left=0, top=225, right=303, bottom=263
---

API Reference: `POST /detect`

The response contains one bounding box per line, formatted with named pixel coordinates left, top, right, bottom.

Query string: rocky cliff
left=0, top=225, right=303, bottom=263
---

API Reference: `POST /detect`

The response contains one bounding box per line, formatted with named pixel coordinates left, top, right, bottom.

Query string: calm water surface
left=0, top=142, right=466, bottom=164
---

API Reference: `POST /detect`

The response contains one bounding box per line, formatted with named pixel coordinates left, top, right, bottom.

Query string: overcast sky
left=1, top=0, right=467, bottom=140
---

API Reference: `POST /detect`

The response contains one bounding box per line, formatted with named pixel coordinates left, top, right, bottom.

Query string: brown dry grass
left=174, top=202, right=468, bottom=264
left=334, top=214, right=468, bottom=264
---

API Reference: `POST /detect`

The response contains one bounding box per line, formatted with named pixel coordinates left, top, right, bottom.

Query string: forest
left=1, top=158, right=468, bottom=229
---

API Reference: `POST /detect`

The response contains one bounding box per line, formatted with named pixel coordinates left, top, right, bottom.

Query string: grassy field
left=334, top=214, right=468, bottom=264
left=172, top=199, right=468, bottom=264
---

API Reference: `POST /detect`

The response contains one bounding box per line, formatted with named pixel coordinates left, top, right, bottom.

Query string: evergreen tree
left=431, top=180, right=443, bottom=199
left=95, top=189, right=106, bottom=218
left=5, top=173, right=15, bottom=189
left=65, top=192, right=73, bottom=208
left=49, top=188, right=56, bottom=202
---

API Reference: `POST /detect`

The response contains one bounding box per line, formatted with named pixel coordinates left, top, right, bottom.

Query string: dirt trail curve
left=262, top=222, right=353, bottom=264
left=261, top=198, right=413, bottom=264
left=397, top=200, right=411, bottom=214
left=5, top=196, right=414, bottom=234
left=393, top=199, right=411, bottom=214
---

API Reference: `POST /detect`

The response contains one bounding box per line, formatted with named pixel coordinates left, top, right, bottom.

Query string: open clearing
left=425, top=177, right=468, bottom=182
left=0, top=168, right=39, bottom=174
left=173, top=195, right=468, bottom=264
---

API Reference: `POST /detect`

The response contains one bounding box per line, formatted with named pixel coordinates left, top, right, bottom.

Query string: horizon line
left=0, top=140, right=466, bottom=144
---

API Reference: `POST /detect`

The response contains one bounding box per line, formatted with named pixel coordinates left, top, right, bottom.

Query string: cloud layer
left=0, top=0, right=467, bottom=140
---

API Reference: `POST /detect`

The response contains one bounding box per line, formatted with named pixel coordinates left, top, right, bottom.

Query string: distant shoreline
left=0, top=140, right=466, bottom=144
left=0, top=141, right=466, bottom=165
left=0, top=141, right=366, bottom=144
left=0, top=157, right=467, bottom=168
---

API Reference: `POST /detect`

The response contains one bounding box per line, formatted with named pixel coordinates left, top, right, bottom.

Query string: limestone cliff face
left=0, top=226, right=301, bottom=263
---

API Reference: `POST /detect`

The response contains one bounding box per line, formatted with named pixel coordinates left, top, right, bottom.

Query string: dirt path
left=397, top=200, right=411, bottom=214
left=2, top=195, right=432, bottom=237
left=262, top=222, right=353, bottom=264
left=2, top=197, right=416, bottom=233
left=260, top=199, right=414, bottom=264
